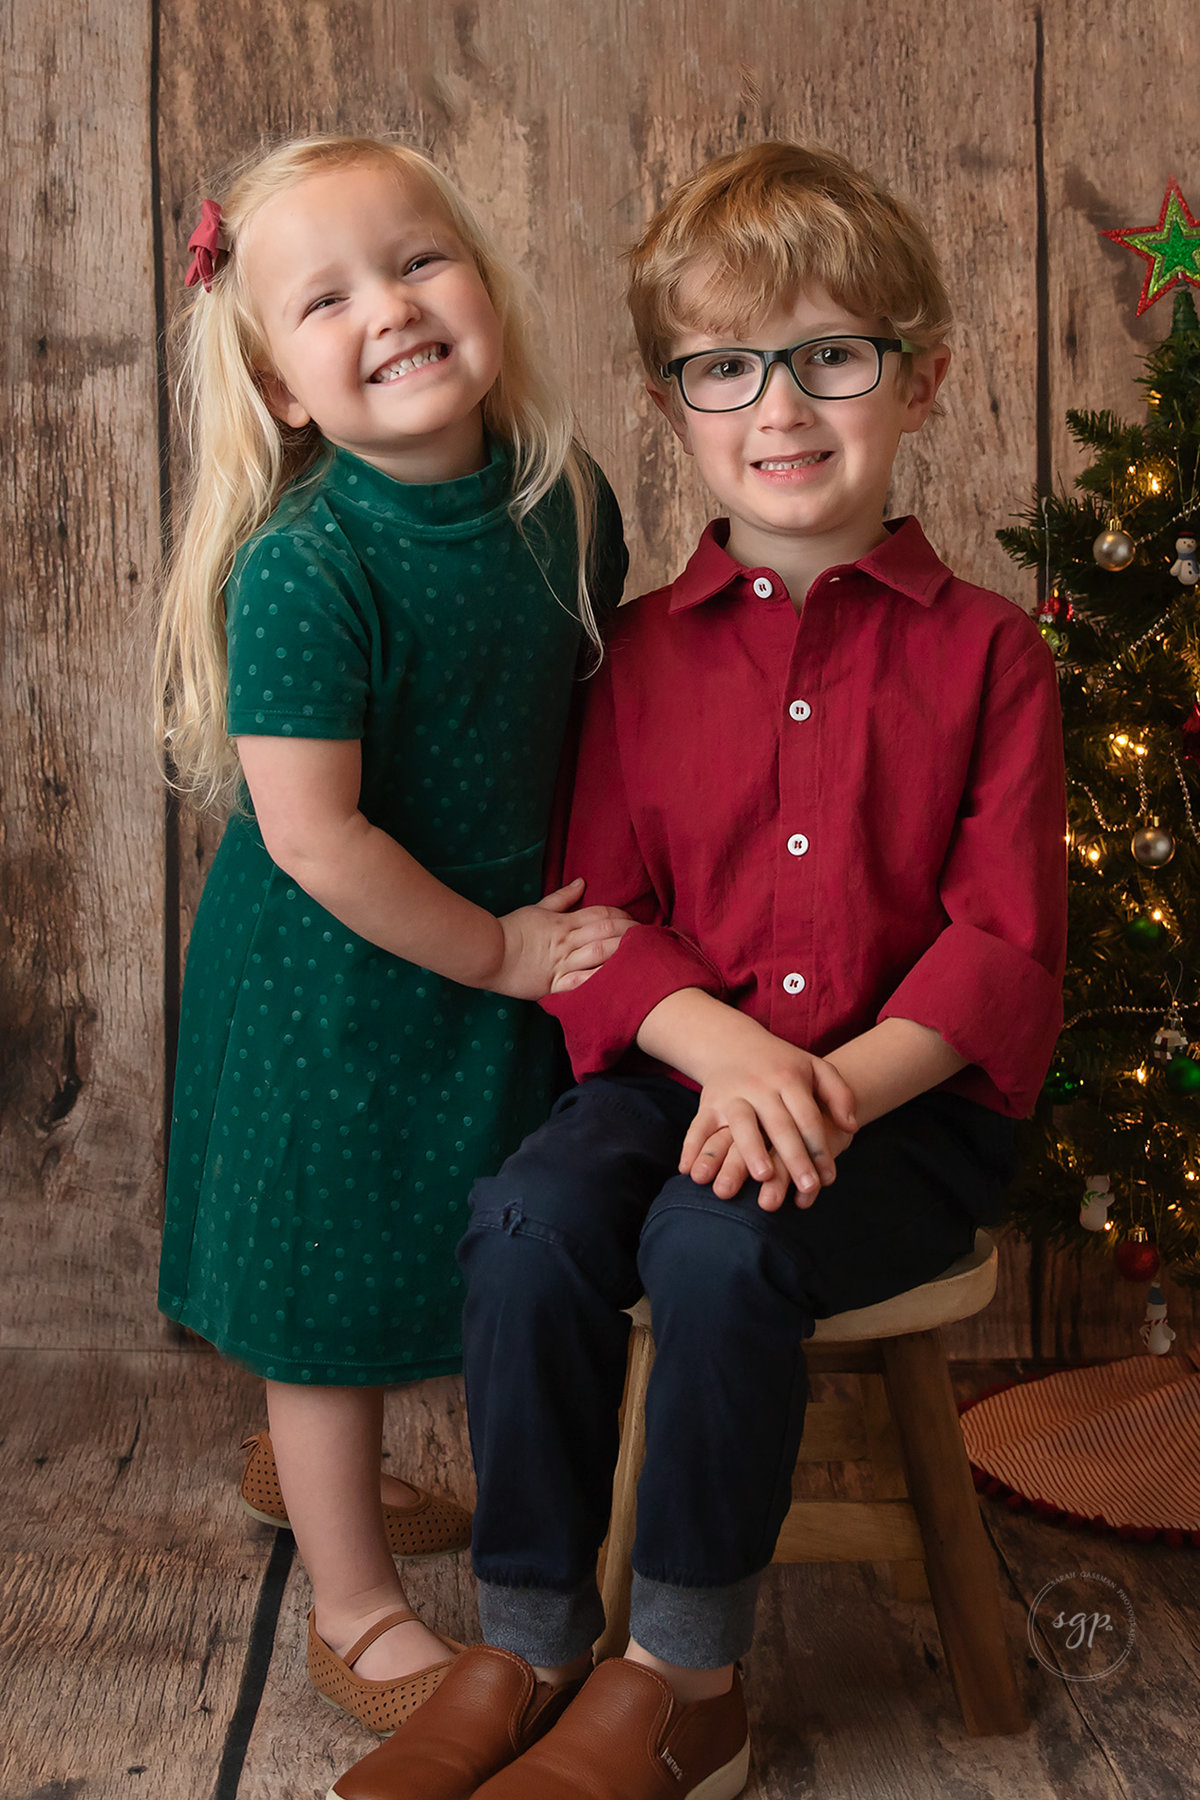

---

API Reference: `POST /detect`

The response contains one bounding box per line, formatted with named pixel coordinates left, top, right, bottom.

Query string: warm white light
left=1152, top=910, right=1164, bottom=921
left=1136, top=1066, right=1149, bottom=1084
left=1088, top=848, right=1101, bottom=863
left=1135, top=744, right=1148, bottom=757
left=1150, top=477, right=1162, bottom=494
left=1104, top=1221, right=1114, bottom=1231
left=1113, top=733, right=1130, bottom=748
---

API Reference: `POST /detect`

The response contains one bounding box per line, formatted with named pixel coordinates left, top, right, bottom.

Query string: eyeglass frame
left=659, top=334, right=917, bottom=413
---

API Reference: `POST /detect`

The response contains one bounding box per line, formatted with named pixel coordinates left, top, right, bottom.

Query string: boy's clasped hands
left=639, top=986, right=858, bottom=1211
left=546, top=896, right=859, bottom=1210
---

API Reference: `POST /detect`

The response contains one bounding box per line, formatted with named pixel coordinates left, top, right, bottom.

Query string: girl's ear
left=260, top=370, right=312, bottom=429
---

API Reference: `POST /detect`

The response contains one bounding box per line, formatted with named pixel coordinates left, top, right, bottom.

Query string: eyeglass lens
left=680, top=337, right=884, bottom=411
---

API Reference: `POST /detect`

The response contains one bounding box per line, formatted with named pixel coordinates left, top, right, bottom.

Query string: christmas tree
left=998, top=182, right=1200, bottom=1317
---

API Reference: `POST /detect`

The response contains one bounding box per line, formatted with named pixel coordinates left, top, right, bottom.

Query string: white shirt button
left=789, top=699, right=811, bottom=722
left=752, top=576, right=774, bottom=599
left=787, top=833, right=809, bottom=857
left=782, top=972, right=806, bottom=995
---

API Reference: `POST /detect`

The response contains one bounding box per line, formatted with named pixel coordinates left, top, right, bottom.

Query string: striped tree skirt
left=959, top=1354, right=1200, bottom=1546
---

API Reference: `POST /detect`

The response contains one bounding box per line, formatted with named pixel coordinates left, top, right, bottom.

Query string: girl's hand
left=493, top=879, right=633, bottom=1000
left=686, top=1114, right=856, bottom=1212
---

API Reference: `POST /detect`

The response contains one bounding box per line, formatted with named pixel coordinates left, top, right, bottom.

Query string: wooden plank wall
left=4, top=0, right=1198, bottom=1362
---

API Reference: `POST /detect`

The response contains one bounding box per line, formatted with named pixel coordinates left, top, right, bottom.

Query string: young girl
left=154, top=134, right=628, bottom=1735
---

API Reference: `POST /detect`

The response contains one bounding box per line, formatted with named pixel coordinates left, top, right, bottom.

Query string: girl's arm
left=236, top=735, right=629, bottom=999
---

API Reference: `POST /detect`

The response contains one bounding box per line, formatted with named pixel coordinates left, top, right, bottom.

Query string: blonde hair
left=628, top=141, right=952, bottom=386
left=156, top=133, right=600, bottom=813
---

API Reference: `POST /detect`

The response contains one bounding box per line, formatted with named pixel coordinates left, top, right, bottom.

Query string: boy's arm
left=541, top=653, right=729, bottom=1061
left=871, top=633, right=1067, bottom=1111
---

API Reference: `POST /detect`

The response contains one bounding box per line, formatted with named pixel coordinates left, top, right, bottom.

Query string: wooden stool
left=595, top=1230, right=1026, bottom=1737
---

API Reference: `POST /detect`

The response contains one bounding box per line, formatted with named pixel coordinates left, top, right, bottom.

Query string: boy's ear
left=901, top=343, right=952, bottom=434
left=260, top=370, right=312, bottom=430
left=647, top=379, right=694, bottom=456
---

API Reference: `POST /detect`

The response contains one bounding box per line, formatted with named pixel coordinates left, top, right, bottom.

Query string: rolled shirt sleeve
left=878, top=638, right=1067, bottom=1114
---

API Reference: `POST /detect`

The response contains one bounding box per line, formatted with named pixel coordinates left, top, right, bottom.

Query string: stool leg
left=595, top=1324, right=655, bottom=1662
left=881, top=1330, right=1027, bottom=1736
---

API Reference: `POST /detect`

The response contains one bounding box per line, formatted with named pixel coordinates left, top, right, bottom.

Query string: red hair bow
left=185, top=199, right=226, bottom=291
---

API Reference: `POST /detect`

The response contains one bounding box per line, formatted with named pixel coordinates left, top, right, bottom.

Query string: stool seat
left=811, top=1230, right=996, bottom=1341
left=625, top=1230, right=996, bottom=1342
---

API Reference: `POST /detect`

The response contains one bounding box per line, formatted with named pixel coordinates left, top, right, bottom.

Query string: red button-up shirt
left=543, top=517, right=1067, bottom=1118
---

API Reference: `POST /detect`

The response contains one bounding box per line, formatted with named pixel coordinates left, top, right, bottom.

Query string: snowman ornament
left=1170, top=534, right=1199, bottom=587
left=1140, top=1282, right=1177, bottom=1355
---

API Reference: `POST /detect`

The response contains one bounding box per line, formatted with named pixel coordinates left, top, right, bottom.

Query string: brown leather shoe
left=471, top=1659, right=750, bottom=1800
left=307, top=1608, right=458, bottom=1736
left=240, top=1430, right=472, bottom=1556
left=326, top=1645, right=585, bottom=1800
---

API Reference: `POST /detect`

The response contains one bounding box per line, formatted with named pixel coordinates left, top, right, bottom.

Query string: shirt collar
left=667, top=515, right=954, bottom=612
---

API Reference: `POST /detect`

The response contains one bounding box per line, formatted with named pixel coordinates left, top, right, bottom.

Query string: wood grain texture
left=0, top=1348, right=268, bottom=1800
left=6, top=1347, right=1197, bottom=1799
left=1, top=2, right=166, bottom=1348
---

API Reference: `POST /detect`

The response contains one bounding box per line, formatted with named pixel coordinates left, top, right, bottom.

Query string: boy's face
left=652, top=281, right=949, bottom=584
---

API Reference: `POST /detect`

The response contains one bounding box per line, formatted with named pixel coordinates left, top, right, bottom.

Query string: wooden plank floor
left=2, top=1349, right=1197, bottom=1800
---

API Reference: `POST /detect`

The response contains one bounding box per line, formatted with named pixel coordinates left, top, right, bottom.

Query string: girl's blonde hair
left=628, top=141, right=952, bottom=387
left=156, top=133, right=601, bottom=813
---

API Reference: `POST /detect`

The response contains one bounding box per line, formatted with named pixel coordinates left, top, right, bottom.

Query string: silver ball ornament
left=1093, top=526, right=1136, bottom=571
left=1131, top=821, right=1176, bottom=866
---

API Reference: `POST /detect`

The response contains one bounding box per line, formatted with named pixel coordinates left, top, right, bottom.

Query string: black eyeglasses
left=661, top=335, right=915, bottom=413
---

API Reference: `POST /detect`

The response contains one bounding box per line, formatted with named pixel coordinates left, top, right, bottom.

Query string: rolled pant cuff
left=476, top=1576, right=606, bottom=1666
left=629, top=1570, right=763, bottom=1667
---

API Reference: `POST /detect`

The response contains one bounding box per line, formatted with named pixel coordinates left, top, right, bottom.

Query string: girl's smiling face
left=241, top=161, right=504, bottom=484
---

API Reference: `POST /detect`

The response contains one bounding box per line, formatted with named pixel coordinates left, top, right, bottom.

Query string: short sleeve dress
left=158, top=441, right=625, bottom=1386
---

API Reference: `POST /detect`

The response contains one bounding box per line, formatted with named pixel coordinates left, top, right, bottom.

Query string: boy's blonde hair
left=156, top=133, right=599, bottom=814
left=627, top=141, right=952, bottom=385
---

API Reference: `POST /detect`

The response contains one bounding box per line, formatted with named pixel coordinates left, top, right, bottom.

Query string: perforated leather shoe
left=240, top=1430, right=472, bottom=1557
left=327, top=1644, right=585, bottom=1800
left=471, top=1658, right=750, bottom=1800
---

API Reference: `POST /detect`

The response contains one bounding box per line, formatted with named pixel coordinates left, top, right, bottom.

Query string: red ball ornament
left=1114, top=1226, right=1161, bottom=1283
left=1181, top=700, right=1200, bottom=766
left=1036, top=588, right=1074, bottom=625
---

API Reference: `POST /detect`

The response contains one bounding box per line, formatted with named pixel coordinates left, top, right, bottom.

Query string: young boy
left=331, top=142, right=1065, bottom=1800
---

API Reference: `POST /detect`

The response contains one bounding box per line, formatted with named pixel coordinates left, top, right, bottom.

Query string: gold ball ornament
left=1093, top=524, right=1136, bottom=571
left=1131, top=820, right=1176, bottom=866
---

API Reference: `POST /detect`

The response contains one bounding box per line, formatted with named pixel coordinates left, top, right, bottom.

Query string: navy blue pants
left=458, top=1074, right=1014, bottom=1667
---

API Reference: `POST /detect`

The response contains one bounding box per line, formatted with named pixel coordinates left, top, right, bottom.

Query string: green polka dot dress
left=158, top=441, right=625, bottom=1385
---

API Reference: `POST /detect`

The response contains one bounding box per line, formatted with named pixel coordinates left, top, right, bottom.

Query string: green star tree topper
left=1104, top=178, right=1200, bottom=316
